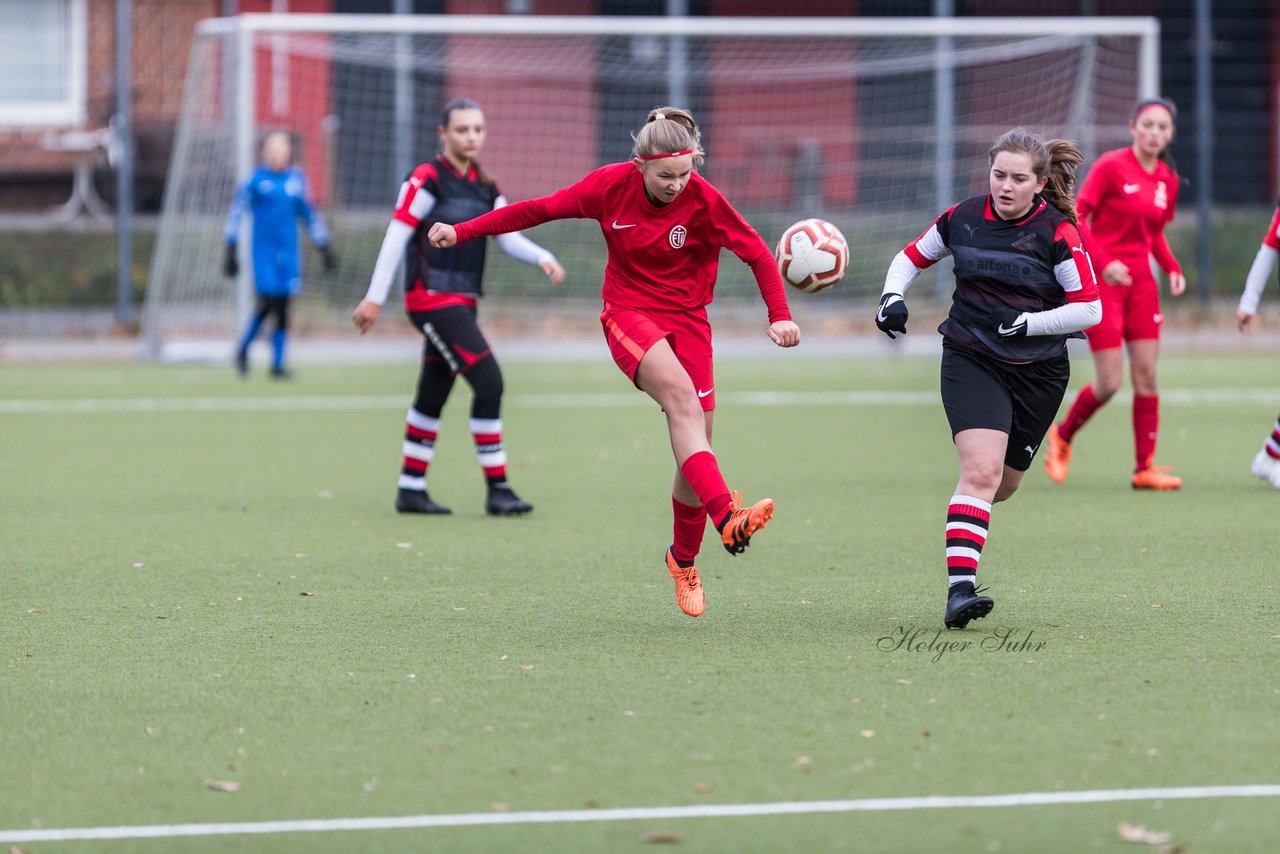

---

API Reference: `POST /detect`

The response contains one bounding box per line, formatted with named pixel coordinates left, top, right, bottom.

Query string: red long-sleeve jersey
left=452, top=162, right=791, bottom=322
left=1076, top=147, right=1180, bottom=277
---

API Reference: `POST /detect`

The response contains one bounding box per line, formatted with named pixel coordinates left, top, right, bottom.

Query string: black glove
left=875, top=293, right=908, bottom=339
left=992, top=305, right=1029, bottom=338
left=222, top=243, right=239, bottom=278
left=318, top=245, right=337, bottom=274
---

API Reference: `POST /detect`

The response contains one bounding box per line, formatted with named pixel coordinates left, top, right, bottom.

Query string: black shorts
left=940, top=343, right=1070, bottom=471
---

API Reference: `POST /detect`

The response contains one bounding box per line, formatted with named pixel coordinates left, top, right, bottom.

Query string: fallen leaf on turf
left=298, top=591, right=314, bottom=597
left=1116, top=821, right=1171, bottom=844
left=694, top=783, right=709, bottom=793
left=640, top=831, right=682, bottom=843
left=204, top=780, right=241, bottom=793
left=518, top=664, right=535, bottom=671
left=132, top=563, right=145, bottom=568
left=1151, top=603, right=1163, bottom=609
left=144, top=726, right=157, bottom=735
left=896, top=679, right=913, bottom=686
left=26, top=608, right=42, bottom=614
left=860, top=730, right=875, bottom=738
left=12, top=846, right=32, bottom=854
left=490, top=802, right=508, bottom=812
left=793, top=756, right=812, bottom=769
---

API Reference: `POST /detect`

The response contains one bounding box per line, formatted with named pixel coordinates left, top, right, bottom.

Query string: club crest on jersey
left=669, top=225, right=687, bottom=249
left=1154, top=181, right=1168, bottom=210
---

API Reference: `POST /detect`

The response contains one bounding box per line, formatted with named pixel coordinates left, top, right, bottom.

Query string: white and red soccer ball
left=775, top=218, right=848, bottom=293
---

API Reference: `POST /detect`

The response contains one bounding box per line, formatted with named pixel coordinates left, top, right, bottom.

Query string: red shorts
left=1086, top=275, right=1163, bottom=351
left=600, top=303, right=716, bottom=411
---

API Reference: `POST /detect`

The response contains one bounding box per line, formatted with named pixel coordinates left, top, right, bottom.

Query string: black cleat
left=944, top=582, right=994, bottom=630
left=269, top=367, right=292, bottom=380
left=485, top=484, right=533, bottom=516
left=235, top=349, right=248, bottom=376
left=395, top=488, right=452, bottom=515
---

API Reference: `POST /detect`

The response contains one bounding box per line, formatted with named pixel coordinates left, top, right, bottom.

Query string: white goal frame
left=143, top=13, right=1159, bottom=360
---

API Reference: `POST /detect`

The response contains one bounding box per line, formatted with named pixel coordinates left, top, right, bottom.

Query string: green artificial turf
left=1, top=350, right=1277, bottom=852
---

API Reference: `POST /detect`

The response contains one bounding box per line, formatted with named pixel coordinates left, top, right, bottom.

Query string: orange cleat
left=665, top=548, right=705, bottom=617
left=1044, top=425, right=1072, bottom=485
left=1131, top=464, right=1182, bottom=490
left=719, top=490, right=774, bottom=556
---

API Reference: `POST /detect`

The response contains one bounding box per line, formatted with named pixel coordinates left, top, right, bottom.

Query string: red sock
left=678, top=451, right=733, bottom=523
left=1133, top=394, right=1159, bottom=471
left=671, top=497, right=706, bottom=565
left=1058, top=383, right=1103, bottom=443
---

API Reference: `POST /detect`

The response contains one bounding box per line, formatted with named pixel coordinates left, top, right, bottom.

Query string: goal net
left=143, top=14, right=1158, bottom=359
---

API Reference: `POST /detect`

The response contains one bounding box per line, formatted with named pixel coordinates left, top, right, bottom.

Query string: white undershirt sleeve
left=1024, top=299, right=1102, bottom=336
left=882, top=251, right=925, bottom=297
left=363, top=220, right=416, bottom=305
left=1239, top=244, right=1277, bottom=316
left=491, top=195, right=555, bottom=268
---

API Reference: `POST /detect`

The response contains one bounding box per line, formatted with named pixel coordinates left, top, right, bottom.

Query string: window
left=0, top=0, right=86, bottom=126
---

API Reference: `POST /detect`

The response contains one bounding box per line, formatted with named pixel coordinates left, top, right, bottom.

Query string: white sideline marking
left=2, top=388, right=1278, bottom=414
left=3, top=785, right=1278, bottom=843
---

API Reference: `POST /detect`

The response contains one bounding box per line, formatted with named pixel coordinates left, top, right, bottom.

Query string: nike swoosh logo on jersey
left=998, top=323, right=1024, bottom=336
left=697, top=388, right=714, bottom=398
left=611, top=220, right=637, bottom=229
left=1123, top=183, right=1141, bottom=193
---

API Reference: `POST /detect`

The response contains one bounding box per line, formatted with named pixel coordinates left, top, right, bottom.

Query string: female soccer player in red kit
left=429, top=107, right=800, bottom=618
left=1044, top=97, right=1186, bottom=490
left=875, top=129, right=1100, bottom=629
left=1235, top=199, right=1280, bottom=489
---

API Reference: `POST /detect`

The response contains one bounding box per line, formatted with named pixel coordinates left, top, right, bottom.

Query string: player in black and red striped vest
left=875, top=129, right=1102, bottom=629
left=352, top=98, right=565, bottom=516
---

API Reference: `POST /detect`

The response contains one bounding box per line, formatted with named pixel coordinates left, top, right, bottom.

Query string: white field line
left=1, top=388, right=1278, bottom=414
left=2, top=785, right=1278, bottom=843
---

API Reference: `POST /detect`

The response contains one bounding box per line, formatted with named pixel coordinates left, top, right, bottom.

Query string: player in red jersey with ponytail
left=429, top=106, right=800, bottom=618
left=1044, top=97, right=1186, bottom=490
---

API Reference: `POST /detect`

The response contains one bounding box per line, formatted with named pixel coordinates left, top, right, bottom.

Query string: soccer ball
left=775, top=218, right=849, bottom=293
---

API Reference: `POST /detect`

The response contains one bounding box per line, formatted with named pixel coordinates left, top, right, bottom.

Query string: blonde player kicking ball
left=877, top=129, right=1101, bottom=629
left=1236, top=197, right=1280, bottom=489
left=429, top=106, right=800, bottom=617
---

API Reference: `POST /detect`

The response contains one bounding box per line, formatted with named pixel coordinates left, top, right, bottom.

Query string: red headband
left=638, top=149, right=693, bottom=161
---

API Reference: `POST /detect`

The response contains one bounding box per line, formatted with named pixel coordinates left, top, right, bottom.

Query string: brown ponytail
left=631, top=106, right=705, bottom=167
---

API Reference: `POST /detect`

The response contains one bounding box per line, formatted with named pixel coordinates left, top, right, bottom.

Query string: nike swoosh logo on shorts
left=697, top=388, right=713, bottom=398
left=611, top=220, right=637, bottom=229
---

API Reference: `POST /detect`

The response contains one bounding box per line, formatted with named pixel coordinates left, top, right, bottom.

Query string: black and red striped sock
left=946, top=494, right=991, bottom=589
left=470, top=417, right=508, bottom=489
left=399, top=409, right=439, bottom=492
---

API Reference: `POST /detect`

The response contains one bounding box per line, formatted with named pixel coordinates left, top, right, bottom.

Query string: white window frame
left=0, top=0, right=87, bottom=127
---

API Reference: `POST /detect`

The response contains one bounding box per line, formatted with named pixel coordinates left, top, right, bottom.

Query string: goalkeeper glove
left=318, top=244, right=337, bottom=274
left=875, top=293, right=908, bottom=339
left=992, top=305, right=1029, bottom=338
left=222, top=243, right=239, bottom=278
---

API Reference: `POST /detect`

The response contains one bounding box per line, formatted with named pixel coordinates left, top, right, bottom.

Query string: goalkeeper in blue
left=223, top=131, right=336, bottom=378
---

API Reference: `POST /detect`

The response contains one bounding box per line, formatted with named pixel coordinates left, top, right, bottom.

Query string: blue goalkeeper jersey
left=224, top=166, right=329, bottom=296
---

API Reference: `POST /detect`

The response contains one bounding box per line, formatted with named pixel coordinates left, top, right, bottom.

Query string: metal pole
left=1194, top=0, right=1213, bottom=304
left=666, top=0, right=688, bottom=108
left=235, top=17, right=256, bottom=334
left=114, top=0, right=134, bottom=329
left=933, top=0, right=955, bottom=302
left=393, top=0, right=414, bottom=182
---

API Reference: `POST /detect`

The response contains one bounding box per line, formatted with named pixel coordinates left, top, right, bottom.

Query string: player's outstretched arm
left=428, top=222, right=457, bottom=248
left=768, top=320, right=800, bottom=348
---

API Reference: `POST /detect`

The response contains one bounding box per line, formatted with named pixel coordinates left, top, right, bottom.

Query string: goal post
left=142, top=13, right=1159, bottom=360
